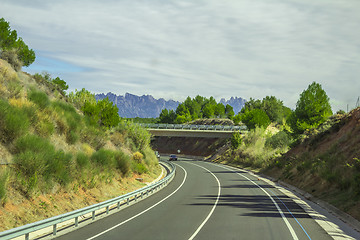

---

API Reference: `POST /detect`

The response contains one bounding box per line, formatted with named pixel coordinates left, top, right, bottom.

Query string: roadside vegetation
left=0, top=18, right=160, bottom=230
left=215, top=82, right=360, bottom=221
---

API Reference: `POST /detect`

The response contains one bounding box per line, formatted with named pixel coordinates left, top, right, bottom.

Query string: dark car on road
left=169, top=154, right=177, bottom=161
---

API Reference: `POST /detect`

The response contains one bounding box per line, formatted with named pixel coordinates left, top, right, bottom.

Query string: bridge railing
left=0, top=161, right=176, bottom=240
left=138, top=123, right=247, bottom=131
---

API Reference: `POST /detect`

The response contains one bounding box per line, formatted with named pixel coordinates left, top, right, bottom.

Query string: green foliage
left=28, top=89, right=50, bottom=109
left=91, top=149, right=116, bottom=168
left=241, top=109, right=271, bottom=130
left=225, top=104, right=235, bottom=119
left=115, top=151, right=131, bottom=176
left=97, top=98, right=120, bottom=128
left=117, top=120, right=151, bottom=151
left=159, top=95, right=229, bottom=123
left=70, top=89, right=119, bottom=128
left=231, top=131, right=242, bottom=149
left=159, top=109, right=177, bottom=123
left=239, top=96, right=291, bottom=124
left=76, top=152, right=90, bottom=169
left=265, top=131, right=290, bottom=149
left=13, top=135, right=73, bottom=192
left=289, top=82, right=333, bottom=135
left=52, top=77, right=69, bottom=93
left=132, top=162, right=148, bottom=175
left=0, top=18, right=35, bottom=67
left=0, top=99, right=30, bottom=143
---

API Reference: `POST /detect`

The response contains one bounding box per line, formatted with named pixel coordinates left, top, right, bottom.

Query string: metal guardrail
left=138, top=123, right=247, bottom=131
left=0, top=161, right=176, bottom=240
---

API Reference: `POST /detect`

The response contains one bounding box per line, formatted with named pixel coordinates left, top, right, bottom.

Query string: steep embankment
left=265, top=108, right=360, bottom=220
left=0, top=59, right=160, bottom=231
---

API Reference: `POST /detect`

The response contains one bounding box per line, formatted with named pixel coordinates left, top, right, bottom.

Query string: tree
left=0, top=18, right=35, bottom=67
left=214, top=103, right=225, bottom=118
left=159, top=109, right=176, bottom=124
left=241, top=109, right=270, bottom=130
left=289, top=82, right=332, bottom=134
left=225, top=104, right=235, bottom=119
left=52, top=77, right=69, bottom=93
left=231, top=131, right=242, bottom=149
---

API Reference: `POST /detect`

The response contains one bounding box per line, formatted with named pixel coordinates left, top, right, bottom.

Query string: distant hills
left=95, top=92, right=246, bottom=118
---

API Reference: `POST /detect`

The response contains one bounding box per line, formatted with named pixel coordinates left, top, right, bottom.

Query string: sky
left=1, top=0, right=360, bottom=111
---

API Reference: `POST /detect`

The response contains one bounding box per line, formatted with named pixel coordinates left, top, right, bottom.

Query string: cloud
left=1, top=0, right=360, bottom=111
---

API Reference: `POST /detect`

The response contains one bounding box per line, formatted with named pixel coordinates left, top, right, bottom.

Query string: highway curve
left=57, top=158, right=333, bottom=240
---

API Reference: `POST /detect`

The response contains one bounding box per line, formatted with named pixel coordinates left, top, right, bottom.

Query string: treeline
left=0, top=18, right=35, bottom=71
left=159, top=96, right=235, bottom=124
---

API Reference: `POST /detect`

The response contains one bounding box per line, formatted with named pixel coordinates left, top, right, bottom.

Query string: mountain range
left=95, top=92, right=246, bottom=118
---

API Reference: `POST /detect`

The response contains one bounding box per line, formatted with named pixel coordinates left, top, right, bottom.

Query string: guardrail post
left=25, top=233, right=29, bottom=240
left=53, top=224, right=57, bottom=236
left=106, top=206, right=109, bottom=214
left=92, top=211, right=95, bottom=220
left=117, top=201, right=121, bottom=209
left=75, top=217, right=79, bottom=227
left=127, top=198, right=130, bottom=205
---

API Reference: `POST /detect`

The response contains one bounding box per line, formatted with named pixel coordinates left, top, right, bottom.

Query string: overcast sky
left=1, top=0, right=359, bottom=111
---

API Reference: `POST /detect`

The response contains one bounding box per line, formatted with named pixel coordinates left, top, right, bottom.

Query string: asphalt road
left=57, top=158, right=332, bottom=240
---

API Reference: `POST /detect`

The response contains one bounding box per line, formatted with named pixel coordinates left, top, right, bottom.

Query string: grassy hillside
left=0, top=59, right=160, bottom=230
left=214, top=108, right=360, bottom=221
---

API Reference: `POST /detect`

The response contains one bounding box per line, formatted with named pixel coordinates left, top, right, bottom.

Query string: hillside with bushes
left=0, top=57, right=160, bottom=230
left=213, top=82, right=360, bottom=221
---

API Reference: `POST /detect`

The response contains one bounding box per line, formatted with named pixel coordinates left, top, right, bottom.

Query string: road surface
left=57, top=158, right=332, bottom=240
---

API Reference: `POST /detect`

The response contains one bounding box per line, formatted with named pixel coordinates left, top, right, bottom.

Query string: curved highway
left=57, top=158, right=332, bottom=240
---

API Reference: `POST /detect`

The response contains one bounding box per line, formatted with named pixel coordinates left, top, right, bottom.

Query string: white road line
left=213, top=163, right=299, bottom=240
left=186, top=162, right=221, bottom=240
left=86, top=164, right=188, bottom=240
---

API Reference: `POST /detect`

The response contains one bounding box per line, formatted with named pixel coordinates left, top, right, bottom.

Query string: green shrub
left=76, top=152, right=90, bottom=169
left=0, top=99, right=30, bottom=143
left=265, top=131, right=290, bottom=149
left=49, top=150, right=72, bottom=185
left=36, top=119, right=55, bottom=138
left=231, top=131, right=242, bottom=149
left=66, top=130, right=78, bottom=144
left=132, top=162, right=148, bottom=175
left=91, top=149, right=116, bottom=168
left=28, top=89, right=50, bottom=109
left=14, top=135, right=74, bottom=190
left=114, top=151, right=131, bottom=176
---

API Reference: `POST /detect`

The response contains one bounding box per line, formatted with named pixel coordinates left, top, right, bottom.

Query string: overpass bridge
left=139, top=124, right=247, bottom=138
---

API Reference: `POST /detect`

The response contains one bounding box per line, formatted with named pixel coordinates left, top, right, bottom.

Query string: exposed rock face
left=95, top=92, right=180, bottom=118
left=96, top=93, right=246, bottom=118
left=219, top=97, right=246, bottom=114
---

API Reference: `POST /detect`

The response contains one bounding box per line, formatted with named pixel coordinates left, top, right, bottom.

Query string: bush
left=132, top=162, right=148, bottom=175
left=28, top=89, right=50, bottom=109
left=13, top=134, right=73, bottom=191
left=133, top=151, right=144, bottom=162
left=0, top=99, right=30, bottom=143
left=231, top=131, right=242, bottom=149
left=91, top=149, right=116, bottom=168
left=115, top=151, right=131, bottom=176
left=265, top=131, right=290, bottom=149
left=0, top=49, right=22, bottom=71
left=76, top=152, right=90, bottom=169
